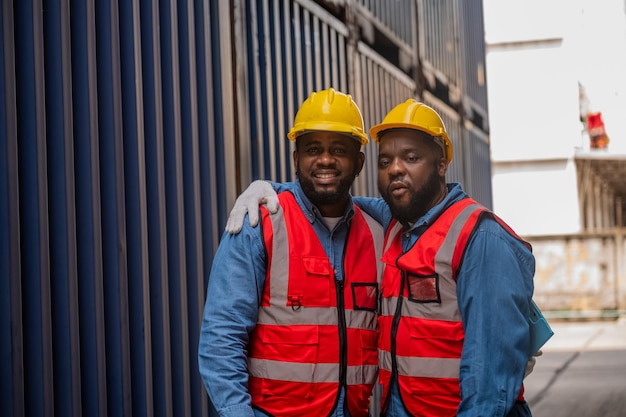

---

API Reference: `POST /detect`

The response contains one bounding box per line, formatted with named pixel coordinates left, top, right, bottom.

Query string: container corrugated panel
left=353, top=42, right=417, bottom=197
left=422, top=92, right=464, bottom=184
left=416, top=0, right=490, bottom=133
left=1, top=1, right=222, bottom=416
left=355, top=0, right=416, bottom=48
left=417, top=0, right=460, bottom=90
left=233, top=0, right=350, bottom=185
left=457, top=0, right=489, bottom=131
left=423, top=93, right=493, bottom=209
left=234, top=0, right=418, bottom=198
left=463, top=126, right=494, bottom=209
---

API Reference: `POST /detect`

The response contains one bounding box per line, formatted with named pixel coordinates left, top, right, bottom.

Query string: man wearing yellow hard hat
left=226, top=96, right=538, bottom=417
left=361, top=99, right=535, bottom=417
left=199, top=88, right=383, bottom=417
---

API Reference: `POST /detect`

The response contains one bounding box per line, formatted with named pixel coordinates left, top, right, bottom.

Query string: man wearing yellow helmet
left=361, top=100, right=535, bottom=417
left=227, top=99, right=538, bottom=417
left=199, top=88, right=383, bottom=417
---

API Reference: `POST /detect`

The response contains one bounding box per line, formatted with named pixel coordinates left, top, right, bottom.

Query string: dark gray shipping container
left=0, top=1, right=492, bottom=416
left=415, top=0, right=492, bottom=206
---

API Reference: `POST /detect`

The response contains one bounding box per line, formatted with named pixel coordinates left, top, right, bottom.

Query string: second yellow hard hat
left=369, top=100, right=452, bottom=163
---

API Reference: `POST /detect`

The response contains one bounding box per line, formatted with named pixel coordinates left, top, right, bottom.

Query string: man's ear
left=438, top=157, right=448, bottom=177
left=293, top=149, right=299, bottom=171
left=356, top=151, right=366, bottom=176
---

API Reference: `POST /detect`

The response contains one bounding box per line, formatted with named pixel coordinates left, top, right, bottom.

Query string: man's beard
left=297, top=170, right=356, bottom=207
left=380, top=167, right=441, bottom=225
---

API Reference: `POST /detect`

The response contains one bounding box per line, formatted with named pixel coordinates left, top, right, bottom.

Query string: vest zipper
left=390, top=270, right=405, bottom=380
left=381, top=268, right=405, bottom=413
left=336, top=277, right=347, bottom=388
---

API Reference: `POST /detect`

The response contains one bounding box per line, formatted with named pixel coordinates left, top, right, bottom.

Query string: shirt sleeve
left=456, top=216, right=535, bottom=417
left=198, top=218, right=267, bottom=417
left=270, top=180, right=293, bottom=193
left=352, top=196, right=393, bottom=230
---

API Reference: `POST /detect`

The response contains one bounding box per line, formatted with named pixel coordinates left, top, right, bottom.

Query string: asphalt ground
left=523, top=316, right=626, bottom=417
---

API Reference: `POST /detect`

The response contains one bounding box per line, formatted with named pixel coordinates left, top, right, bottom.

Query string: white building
left=484, top=0, right=626, bottom=315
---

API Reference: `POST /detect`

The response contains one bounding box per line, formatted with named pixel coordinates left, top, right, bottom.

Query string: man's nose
left=317, top=150, right=335, bottom=164
left=388, top=158, right=404, bottom=175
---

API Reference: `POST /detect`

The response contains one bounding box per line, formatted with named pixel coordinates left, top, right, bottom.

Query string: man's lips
left=389, top=181, right=408, bottom=197
left=313, top=171, right=339, bottom=184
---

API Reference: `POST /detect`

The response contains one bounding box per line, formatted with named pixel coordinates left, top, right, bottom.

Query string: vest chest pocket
left=351, top=282, right=378, bottom=312
left=406, top=272, right=441, bottom=303
left=254, top=324, right=320, bottom=363
left=292, top=256, right=333, bottom=307
left=408, top=320, right=464, bottom=359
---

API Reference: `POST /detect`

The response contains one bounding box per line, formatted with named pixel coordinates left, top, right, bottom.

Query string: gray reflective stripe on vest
left=379, top=350, right=460, bottom=379
left=248, top=358, right=379, bottom=385
left=266, top=206, right=290, bottom=306
left=380, top=295, right=398, bottom=317
left=381, top=294, right=458, bottom=321
left=383, top=221, right=403, bottom=255
left=435, top=202, right=484, bottom=284
left=359, top=209, right=385, bottom=283
left=257, top=305, right=377, bottom=329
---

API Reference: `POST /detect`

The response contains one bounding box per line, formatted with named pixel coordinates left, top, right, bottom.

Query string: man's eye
left=306, top=148, right=320, bottom=154
left=332, top=148, right=346, bottom=154
left=378, top=159, right=390, bottom=168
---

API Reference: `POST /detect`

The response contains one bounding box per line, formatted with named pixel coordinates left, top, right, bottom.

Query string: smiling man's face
left=377, top=129, right=448, bottom=225
left=294, top=131, right=364, bottom=217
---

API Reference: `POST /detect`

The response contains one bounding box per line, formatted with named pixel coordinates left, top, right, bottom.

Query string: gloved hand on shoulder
left=225, top=180, right=279, bottom=234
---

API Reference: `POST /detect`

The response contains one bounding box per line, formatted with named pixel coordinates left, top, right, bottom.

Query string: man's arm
left=456, top=217, right=535, bottom=416
left=198, top=223, right=267, bottom=417
left=224, top=181, right=393, bottom=232
left=351, top=196, right=393, bottom=229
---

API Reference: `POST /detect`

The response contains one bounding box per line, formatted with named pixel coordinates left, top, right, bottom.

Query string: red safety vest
left=378, top=198, right=528, bottom=416
left=248, top=191, right=383, bottom=417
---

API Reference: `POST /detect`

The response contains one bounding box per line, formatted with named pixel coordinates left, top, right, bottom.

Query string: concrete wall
left=528, top=231, right=626, bottom=316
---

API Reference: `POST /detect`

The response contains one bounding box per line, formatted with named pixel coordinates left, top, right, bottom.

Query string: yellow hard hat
left=369, top=100, right=452, bottom=162
left=288, top=88, right=368, bottom=145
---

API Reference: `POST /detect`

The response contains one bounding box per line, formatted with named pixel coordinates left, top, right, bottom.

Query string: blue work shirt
left=198, top=180, right=369, bottom=417
left=354, top=182, right=535, bottom=417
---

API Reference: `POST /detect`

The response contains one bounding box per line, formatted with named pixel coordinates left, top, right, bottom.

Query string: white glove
left=225, top=180, right=279, bottom=234
left=524, top=349, right=543, bottom=378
